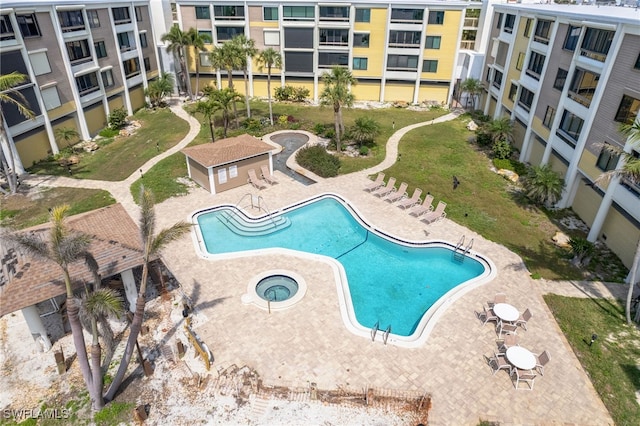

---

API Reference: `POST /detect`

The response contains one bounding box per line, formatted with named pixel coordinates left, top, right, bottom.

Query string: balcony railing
left=464, top=17, right=478, bottom=27
left=460, top=40, right=475, bottom=50
left=580, top=48, right=607, bottom=62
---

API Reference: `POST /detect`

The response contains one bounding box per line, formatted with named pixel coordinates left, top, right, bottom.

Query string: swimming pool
left=192, top=194, right=494, bottom=346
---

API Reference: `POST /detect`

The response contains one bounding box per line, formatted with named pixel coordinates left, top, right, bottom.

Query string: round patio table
left=506, top=346, right=536, bottom=370
left=493, top=303, right=519, bottom=323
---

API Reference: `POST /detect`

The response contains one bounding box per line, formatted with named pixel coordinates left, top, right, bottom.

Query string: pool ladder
left=233, top=193, right=279, bottom=229
left=453, top=235, right=474, bottom=263
left=371, top=322, right=392, bottom=345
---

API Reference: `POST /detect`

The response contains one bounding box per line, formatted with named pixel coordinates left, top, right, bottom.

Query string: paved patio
left=154, top=170, right=614, bottom=425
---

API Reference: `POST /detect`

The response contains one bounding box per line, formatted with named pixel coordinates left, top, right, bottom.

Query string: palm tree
left=54, top=127, right=80, bottom=148
left=145, top=72, right=175, bottom=108
left=351, top=116, right=381, bottom=148
left=319, top=66, right=357, bottom=152
left=3, top=206, right=104, bottom=410
left=105, top=186, right=190, bottom=401
left=210, top=42, right=242, bottom=128
left=231, top=35, right=257, bottom=119
left=487, top=117, right=514, bottom=144
left=596, top=119, right=640, bottom=324
left=161, top=26, right=191, bottom=99
left=193, top=98, right=219, bottom=142
left=186, top=28, right=211, bottom=99
left=460, top=77, right=483, bottom=110
left=208, top=87, right=243, bottom=138
left=523, top=164, right=564, bottom=207
left=256, top=48, right=282, bottom=126
left=0, top=72, right=34, bottom=195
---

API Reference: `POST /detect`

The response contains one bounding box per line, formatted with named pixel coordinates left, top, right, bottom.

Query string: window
left=198, top=30, right=212, bottom=42
left=263, top=7, right=278, bottom=21
left=318, top=52, right=349, bottom=68
left=568, top=68, right=600, bottom=107
left=135, top=6, right=143, bottom=22
left=504, top=14, right=515, bottom=33
left=284, top=27, right=313, bottom=48
left=615, top=95, right=640, bottom=124
left=518, top=87, right=534, bottom=111
left=425, top=36, right=441, bottom=49
left=101, top=69, right=114, bottom=87
left=41, top=86, right=61, bottom=110
left=422, top=60, right=438, bottom=73
left=144, top=57, right=151, bottom=71
left=29, top=51, right=51, bottom=75
left=123, top=57, right=141, bottom=78
left=428, top=11, right=445, bottom=25
left=76, top=73, right=99, bottom=95
left=214, top=6, right=244, bottom=19
left=635, top=53, right=640, bottom=70
left=581, top=28, right=614, bottom=62
left=1, top=15, right=15, bottom=40
left=492, top=70, right=503, bottom=89
left=216, top=27, right=243, bottom=41
left=386, top=54, right=419, bottom=71
left=515, top=52, right=525, bottom=71
left=508, top=83, right=518, bottom=102
left=389, top=31, right=421, bottom=47
left=66, top=39, right=92, bottom=64
left=353, top=33, right=369, bottom=48
left=495, top=13, right=503, bottom=30
left=117, top=32, right=133, bottom=51
left=200, top=52, right=211, bottom=67
left=139, top=33, right=148, bottom=49
left=319, top=7, right=349, bottom=21
left=596, top=143, right=619, bottom=171
left=391, top=9, right=423, bottom=23
left=353, top=57, right=368, bottom=70
left=558, top=110, right=584, bottom=145
left=263, top=30, right=279, bottom=46
left=564, top=25, right=581, bottom=51
left=16, top=14, right=40, bottom=38
left=112, top=7, right=131, bottom=24
left=526, top=52, right=545, bottom=80
left=284, top=51, right=313, bottom=72
left=485, top=67, right=491, bottom=83
left=534, top=19, right=552, bottom=45
left=553, top=68, right=568, bottom=91
left=283, top=6, right=314, bottom=20
left=195, top=6, right=210, bottom=20
left=355, top=9, right=370, bottom=23
left=543, top=106, right=556, bottom=128
left=94, top=41, right=107, bottom=58
left=58, top=10, right=84, bottom=32
left=87, top=10, right=100, bottom=28
left=319, top=29, right=349, bottom=46
left=524, top=19, right=532, bottom=38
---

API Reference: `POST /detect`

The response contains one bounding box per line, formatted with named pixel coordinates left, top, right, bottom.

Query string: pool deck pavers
left=21, top=101, right=617, bottom=425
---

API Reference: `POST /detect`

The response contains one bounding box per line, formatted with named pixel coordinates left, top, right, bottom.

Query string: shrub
left=99, top=128, right=120, bottom=138
left=293, top=87, right=310, bottom=102
left=475, top=131, right=492, bottom=147
left=108, top=107, right=128, bottom=130
left=313, top=123, right=326, bottom=135
left=569, top=237, right=595, bottom=267
left=242, top=118, right=262, bottom=132
left=523, top=164, right=564, bottom=207
left=277, top=115, right=289, bottom=126
left=359, top=146, right=369, bottom=156
left=492, top=139, right=512, bottom=159
left=274, top=85, right=309, bottom=102
left=296, top=145, right=341, bottom=177
left=492, top=158, right=512, bottom=170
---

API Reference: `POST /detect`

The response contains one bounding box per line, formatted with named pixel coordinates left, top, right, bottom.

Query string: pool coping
left=189, top=192, right=497, bottom=348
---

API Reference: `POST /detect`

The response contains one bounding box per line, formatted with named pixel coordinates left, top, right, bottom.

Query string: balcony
left=464, top=17, right=478, bottom=27
left=460, top=40, right=475, bottom=50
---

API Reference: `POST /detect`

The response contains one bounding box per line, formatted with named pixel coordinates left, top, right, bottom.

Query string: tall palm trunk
left=227, top=73, right=239, bottom=128
left=179, top=50, right=192, bottom=100
left=626, top=239, right=640, bottom=324
left=0, top=114, right=19, bottom=194
left=207, top=116, right=216, bottom=142
left=333, top=104, right=341, bottom=152
left=243, top=70, right=251, bottom=118
left=194, top=60, right=201, bottom=100
left=267, top=65, right=273, bottom=125
left=90, top=315, right=105, bottom=410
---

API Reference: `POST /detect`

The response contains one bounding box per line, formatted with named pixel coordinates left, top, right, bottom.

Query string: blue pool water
left=196, top=196, right=486, bottom=336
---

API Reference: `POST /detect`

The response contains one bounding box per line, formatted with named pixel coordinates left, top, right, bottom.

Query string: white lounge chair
left=397, top=188, right=422, bottom=209
left=383, top=182, right=408, bottom=203
left=420, top=201, right=447, bottom=224
left=409, top=194, right=434, bottom=217
left=372, top=177, right=396, bottom=198
left=248, top=169, right=268, bottom=190
left=261, top=165, right=278, bottom=185
left=364, top=172, right=385, bottom=192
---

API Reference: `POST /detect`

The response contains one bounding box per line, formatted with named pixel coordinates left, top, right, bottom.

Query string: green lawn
left=545, top=295, right=640, bottom=425
left=27, top=108, right=189, bottom=181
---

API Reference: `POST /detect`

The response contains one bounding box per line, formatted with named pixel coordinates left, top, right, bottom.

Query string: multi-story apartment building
left=0, top=1, right=160, bottom=172
left=482, top=3, right=640, bottom=269
left=158, top=1, right=489, bottom=105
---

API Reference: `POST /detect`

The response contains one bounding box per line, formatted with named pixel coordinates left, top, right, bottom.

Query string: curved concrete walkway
left=17, top=103, right=625, bottom=424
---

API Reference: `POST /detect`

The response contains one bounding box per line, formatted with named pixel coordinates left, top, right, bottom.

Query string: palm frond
left=149, top=222, right=192, bottom=256
left=1, top=231, right=50, bottom=261
left=84, top=288, right=125, bottom=319
left=138, top=185, right=156, bottom=246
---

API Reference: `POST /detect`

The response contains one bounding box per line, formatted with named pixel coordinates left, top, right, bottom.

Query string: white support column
left=121, top=269, right=138, bottom=313
left=21, top=305, right=52, bottom=352
left=587, top=178, right=618, bottom=242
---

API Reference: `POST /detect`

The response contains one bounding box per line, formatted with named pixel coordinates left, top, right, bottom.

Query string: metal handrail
left=371, top=321, right=379, bottom=342
left=383, top=325, right=391, bottom=345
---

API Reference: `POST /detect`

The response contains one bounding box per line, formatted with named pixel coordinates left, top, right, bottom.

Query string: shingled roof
left=0, top=203, right=145, bottom=317
left=181, top=134, right=273, bottom=167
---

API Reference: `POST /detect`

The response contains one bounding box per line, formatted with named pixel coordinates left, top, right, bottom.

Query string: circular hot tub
left=242, top=270, right=306, bottom=311
left=256, top=275, right=299, bottom=302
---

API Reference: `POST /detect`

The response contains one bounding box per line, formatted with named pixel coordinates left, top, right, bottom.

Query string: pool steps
left=217, top=210, right=291, bottom=236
